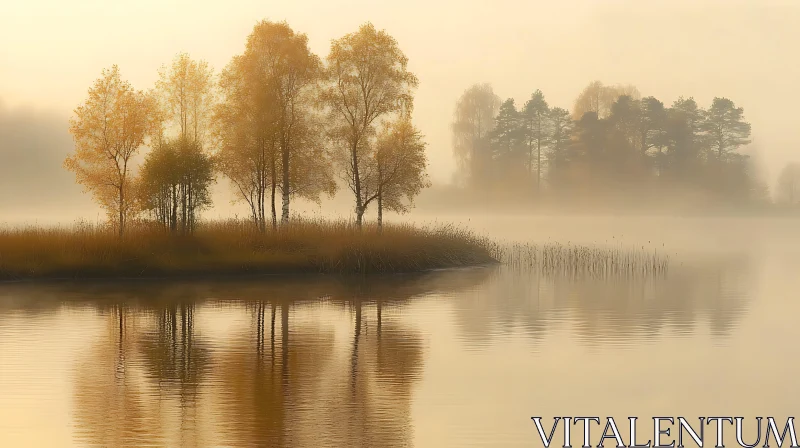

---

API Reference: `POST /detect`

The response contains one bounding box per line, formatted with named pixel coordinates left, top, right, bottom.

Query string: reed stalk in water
left=493, top=242, right=669, bottom=278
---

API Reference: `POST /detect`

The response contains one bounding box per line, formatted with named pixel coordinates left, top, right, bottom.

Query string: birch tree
left=215, top=54, right=278, bottom=231
left=65, top=65, right=153, bottom=236
left=155, top=52, right=216, bottom=145
left=372, top=118, right=429, bottom=229
left=215, top=21, right=333, bottom=230
left=245, top=20, right=327, bottom=225
left=321, top=22, right=418, bottom=228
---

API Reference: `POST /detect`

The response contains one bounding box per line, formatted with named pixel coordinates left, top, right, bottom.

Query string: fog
left=2, top=0, right=800, bottom=224
left=0, top=102, right=97, bottom=224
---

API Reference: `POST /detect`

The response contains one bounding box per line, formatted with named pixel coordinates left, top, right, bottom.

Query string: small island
left=0, top=22, right=503, bottom=281
left=0, top=220, right=496, bottom=281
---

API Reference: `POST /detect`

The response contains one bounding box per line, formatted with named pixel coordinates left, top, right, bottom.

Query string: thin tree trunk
left=281, top=142, right=290, bottom=226
left=171, top=185, right=178, bottom=234
left=258, top=174, right=265, bottom=233
left=270, top=153, right=277, bottom=231
left=181, top=182, right=187, bottom=235
left=118, top=186, right=124, bottom=238
left=377, top=188, right=383, bottom=232
left=257, top=184, right=262, bottom=232
left=250, top=200, right=258, bottom=230
left=271, top=178, right=277, bottom=231
left=356, top=205, right=364, bottom=229
left=352, top=141, right=363, bottom=229
left=187, top=180, right=194, bottom=234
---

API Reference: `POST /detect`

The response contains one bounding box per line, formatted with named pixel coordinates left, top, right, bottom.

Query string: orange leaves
left=65, top=65, right=152, bottom=234
left=374, top=118, right=430, bottom=214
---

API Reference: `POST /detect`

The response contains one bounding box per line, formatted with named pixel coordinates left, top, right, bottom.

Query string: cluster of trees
left=452, top=81, right=768, bottom=205
left=65, top=21, right=429, bottom=236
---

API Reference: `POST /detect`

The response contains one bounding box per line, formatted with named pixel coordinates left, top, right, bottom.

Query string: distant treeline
left=64, top=21, right=427, bottom=237
left=452, top=82, right=799, bottom=208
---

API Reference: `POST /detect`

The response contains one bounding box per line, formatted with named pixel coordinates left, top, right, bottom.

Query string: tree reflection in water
left=17, top=258, right=752, bottom=447
left=72, top=304, right=165, bottom=447
left=57, top=269, right=487, bottom=447
left=213, top=296, right=424, bottom=447
left=451, top=256, right=754, bottom=346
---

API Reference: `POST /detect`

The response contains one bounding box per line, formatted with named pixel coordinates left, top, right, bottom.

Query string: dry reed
left=493, top=241, right=669, bottom=278
left=0, top=218, right=497, bottom=280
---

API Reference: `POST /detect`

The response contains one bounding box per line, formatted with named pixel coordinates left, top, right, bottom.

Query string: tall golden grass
left=0, top=219, right=497, bottom=280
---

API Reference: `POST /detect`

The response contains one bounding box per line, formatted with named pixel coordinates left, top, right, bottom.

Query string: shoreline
left=0, top=219, right=498, bottom=282
left=0, top=262, right=500, bottom=285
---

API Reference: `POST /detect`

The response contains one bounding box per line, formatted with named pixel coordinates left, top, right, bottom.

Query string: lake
left=1, top=215, right=799, bottom=447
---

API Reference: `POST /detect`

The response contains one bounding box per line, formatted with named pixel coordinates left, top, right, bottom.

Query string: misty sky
left=1, top=0, right=799, bottom=220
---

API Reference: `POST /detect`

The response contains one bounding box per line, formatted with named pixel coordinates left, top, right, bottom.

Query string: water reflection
left=453, top=256, right=754, bottom=346
left=214, top=303, right=332, bottom=447
left=0, top=256, right=760, bottom=447
left=0, top=268, right=493, bottom=311
left=72, top=305, right=165, bottom=447
left=18, top=272, right=459, bottom=447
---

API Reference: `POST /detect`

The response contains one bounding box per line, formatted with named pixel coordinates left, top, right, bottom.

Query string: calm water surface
left=1, top=216, right=799, bottom=447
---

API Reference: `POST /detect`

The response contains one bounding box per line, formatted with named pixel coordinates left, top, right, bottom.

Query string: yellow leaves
left=212, top=20, right=337, bottom=227
left=65, top=65, right=152, bottom=234
left=374, top=118, right=430, bottom=213
left=321, top=22, right=422, bottom=221
left=322, top=22, right=418, bottom=131
left=155, top=52, right=216, bottom=145
left=64, top=21, right=428, bottom=231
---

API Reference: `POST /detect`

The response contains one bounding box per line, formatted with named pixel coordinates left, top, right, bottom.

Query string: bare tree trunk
left=270, top=154, right=277, bottom=231
left=250, top=200, right=258, bottom=230
left=271, top=178, right=277, bottom=231
left=171, top=185, right=178, bottom=234
left=377, top=188, right=383, bottom=232
left=181, top=182, right=188, bottom=235
left=281, top=143, right=290, bottom=226
left=356, top=205, right=364, bottom=229
left=187, top=180, right=194, bottom=234
left=352, top=141, right=363, bottom=229
left=118, top=186, right=125, bottom=238
left=257, top=182, right=263, bottom=232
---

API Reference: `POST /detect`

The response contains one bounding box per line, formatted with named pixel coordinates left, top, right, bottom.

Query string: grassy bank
left=0, top=219, right=497, bottom=281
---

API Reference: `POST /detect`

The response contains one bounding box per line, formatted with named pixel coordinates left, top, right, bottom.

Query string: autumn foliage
left=64, top=21, right=431, bottom=237
left=64, top=66, right=154, bottom=236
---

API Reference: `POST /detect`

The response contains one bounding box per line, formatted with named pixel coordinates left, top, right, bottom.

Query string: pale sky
left=1, top=0, right=799, bottom=218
